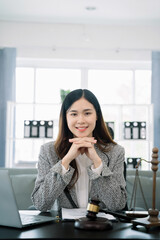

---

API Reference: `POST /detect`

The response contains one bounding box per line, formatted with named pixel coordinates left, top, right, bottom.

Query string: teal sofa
left=0, top=168, right=160, bottom=211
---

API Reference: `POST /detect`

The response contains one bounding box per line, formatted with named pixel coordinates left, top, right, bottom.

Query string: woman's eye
left=85, top=112, right=91, bottom=115
left=71, top=113, right=77, bottom=116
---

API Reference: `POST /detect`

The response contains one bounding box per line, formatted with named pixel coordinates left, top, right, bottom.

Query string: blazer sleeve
left=31, top=142, right=75, bottom=211
left=87, top=144, right=127, bottom=211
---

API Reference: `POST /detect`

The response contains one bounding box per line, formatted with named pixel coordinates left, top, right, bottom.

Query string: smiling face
left=66, top=97, right=97, bottom=138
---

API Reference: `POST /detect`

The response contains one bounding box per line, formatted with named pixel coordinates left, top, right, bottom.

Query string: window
left=135, top=70, right=151, bottom=104
left=13, top=67, right=81, bottom=167
left=88, top=70, right=133, bottom=104
left=88, top=69, right=151, bottom=104
left=16, top=68, right=34, bottom=103
left=35, top=68, right=81, bottom=103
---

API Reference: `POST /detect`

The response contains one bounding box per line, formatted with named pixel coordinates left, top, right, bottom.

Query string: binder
left=124, top=121, right=146, bottom=140
left=105, top=122, right=114, bottom=139
left=39, top=120, right=46, bottom=138
left=124, top=122, right=132, bottom=139
left=24, top=120, right=31, bottom=138
left=45, top=121, right=53, bottom=138
left=127, top=158, right=141, bottom=169
left=132, top=121, right=139, bottom=139
left=30, top=120, right=39, bottom=138
left=139, top=122, right=146, bottom=139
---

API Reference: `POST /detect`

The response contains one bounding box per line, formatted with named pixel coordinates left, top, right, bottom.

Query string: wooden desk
left=0, top=219, right=160, bottom=240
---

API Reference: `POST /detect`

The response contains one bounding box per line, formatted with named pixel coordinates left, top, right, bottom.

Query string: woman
left=31, top=89, right=127, bottom=212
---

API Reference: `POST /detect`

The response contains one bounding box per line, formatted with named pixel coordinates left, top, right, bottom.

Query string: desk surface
left=0, top=212, right=160, bottom=240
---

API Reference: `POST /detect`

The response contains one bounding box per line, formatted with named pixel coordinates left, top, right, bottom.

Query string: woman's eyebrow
left=68, top=108, right=93, bottom=113
left=83, top=108, right=93, bottom=111
left=68, top=109, right=77, bottom=112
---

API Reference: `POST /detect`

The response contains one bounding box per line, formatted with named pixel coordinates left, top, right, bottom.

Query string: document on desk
left=62, top=208, right=116, bottom=221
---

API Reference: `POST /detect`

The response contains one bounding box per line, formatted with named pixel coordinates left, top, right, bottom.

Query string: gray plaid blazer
left=31, top=141, right=127, bottom=212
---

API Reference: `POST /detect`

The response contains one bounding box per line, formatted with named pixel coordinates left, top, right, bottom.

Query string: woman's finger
left=69, top=137, right=97, bottom=144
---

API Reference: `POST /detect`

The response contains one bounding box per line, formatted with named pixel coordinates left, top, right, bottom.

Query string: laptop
left=0, top=170, right=57, bottom=228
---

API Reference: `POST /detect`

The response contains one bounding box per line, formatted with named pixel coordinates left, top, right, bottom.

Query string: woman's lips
left=76, top=127, right=88, bottom=132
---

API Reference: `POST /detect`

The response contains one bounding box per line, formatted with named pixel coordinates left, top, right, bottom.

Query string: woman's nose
left=77, top=114, right=85, bottom=123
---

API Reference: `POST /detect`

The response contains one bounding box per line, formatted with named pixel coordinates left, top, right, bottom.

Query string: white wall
left=0, top=21, right=160, bottom=61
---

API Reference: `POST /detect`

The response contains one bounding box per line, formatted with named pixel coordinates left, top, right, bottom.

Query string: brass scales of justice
left=130, top=147, right=160, bottom=230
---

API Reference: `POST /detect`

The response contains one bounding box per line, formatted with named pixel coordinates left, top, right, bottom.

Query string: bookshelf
left=6, top=102, right=153, bottom=169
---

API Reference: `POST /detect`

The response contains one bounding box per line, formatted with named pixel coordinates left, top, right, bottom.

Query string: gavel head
left=86, top=199, right=100, bottom=219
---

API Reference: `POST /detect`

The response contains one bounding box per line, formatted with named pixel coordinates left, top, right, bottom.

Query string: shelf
left=6, top=102, right=153, bottom=169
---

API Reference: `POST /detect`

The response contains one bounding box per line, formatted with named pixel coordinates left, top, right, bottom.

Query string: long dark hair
left=54, top=89, right=116, bottom=188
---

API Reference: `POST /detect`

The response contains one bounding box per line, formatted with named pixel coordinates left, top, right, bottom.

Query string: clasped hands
left=62, top=137, right=102, bottom=169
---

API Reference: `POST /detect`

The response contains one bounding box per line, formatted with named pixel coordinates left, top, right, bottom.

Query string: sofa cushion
left=10, top=174, right=37, bottom=210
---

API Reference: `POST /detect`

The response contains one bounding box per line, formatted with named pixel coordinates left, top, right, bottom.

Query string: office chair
left=107, top=126, right=128, bottom=211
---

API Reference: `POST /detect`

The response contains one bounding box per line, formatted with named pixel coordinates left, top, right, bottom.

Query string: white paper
left=62, top=208, right=116, bottom=221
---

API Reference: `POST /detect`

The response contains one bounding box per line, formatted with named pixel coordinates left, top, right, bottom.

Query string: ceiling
left=0, top=0, right=160, bottom=25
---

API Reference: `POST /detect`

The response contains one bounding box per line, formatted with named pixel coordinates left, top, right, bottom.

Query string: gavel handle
left=99, top=209, right=132, bottom=221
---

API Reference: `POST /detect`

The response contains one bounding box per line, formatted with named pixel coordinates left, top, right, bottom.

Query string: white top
left=62, top=154, right=103, bottom=208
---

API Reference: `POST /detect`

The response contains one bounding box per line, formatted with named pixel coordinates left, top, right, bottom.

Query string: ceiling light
left=85, top=6, right=97, bottom=11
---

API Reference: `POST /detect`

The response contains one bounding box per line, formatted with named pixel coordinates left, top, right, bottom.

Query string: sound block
left=74, top=217, right=113, bottom=231
left=132, top=217, right=160, bottom=230
left=125, top=211, right=148, bottom=218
